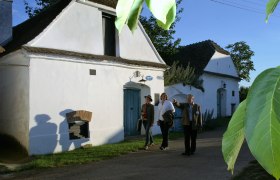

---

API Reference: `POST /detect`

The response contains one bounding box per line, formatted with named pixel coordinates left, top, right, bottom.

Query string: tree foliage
left=164, top=61, right=204, bottom=91
left=239, top=86, right=249, bottom=102
left=226, top=41, right=255, bottom=82
left=140, top=0, right=183, bottom=58
left=24, top=0, right=58, bottom=17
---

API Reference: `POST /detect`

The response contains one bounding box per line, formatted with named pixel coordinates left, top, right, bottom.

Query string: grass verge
left=0, top=132, right=183, bottom=174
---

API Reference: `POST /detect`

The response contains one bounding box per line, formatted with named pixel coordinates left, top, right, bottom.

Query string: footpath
left=1, top=128, right=254, bottom=180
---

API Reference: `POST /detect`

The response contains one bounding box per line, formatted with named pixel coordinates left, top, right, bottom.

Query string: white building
left=164, top=40, right=240, bottom=126
left=0, top=0, right=166, bottom=155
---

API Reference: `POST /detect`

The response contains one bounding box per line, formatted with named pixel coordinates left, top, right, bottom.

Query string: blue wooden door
left=124, top=89, right=140, bottom=136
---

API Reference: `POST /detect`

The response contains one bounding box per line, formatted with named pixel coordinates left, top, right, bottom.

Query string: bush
left=203, top=116, right=231, bottom=131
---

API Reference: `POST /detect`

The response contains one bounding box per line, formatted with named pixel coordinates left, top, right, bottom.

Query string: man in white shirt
left=157, top=93, right=175, bottom=150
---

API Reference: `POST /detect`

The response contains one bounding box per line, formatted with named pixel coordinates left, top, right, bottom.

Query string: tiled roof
left=0, top=0, right=72, bottom=58
left=164, top=40, right=230, bottom=75
left=23, top=46, right=167, bottom=69
left=88, top=0, right=117, bottom=8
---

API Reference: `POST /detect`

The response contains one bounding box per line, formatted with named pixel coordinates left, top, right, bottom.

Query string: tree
left=24, top=0, right=58, bottom=17
left=140, top=0, right=183, bottom=58
left=226, top=41, right=255, bottom=82
left=239, top=86, right=249, bottom=102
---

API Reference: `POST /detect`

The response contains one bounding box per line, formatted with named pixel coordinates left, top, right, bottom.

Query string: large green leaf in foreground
left=145, top=0, right=176, bottom=30
left=222, top=100, right=246, bottom=174
left=246, top=67, right=280, bottom=180
left=266, top=0, right=280, bottom=21
left=115, top=0, right=144, bottom=32
left=115, top=0, right=176, bottom=32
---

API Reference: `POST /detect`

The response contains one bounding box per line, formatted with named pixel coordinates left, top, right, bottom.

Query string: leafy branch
left=164, top=61, right=204, bottom=91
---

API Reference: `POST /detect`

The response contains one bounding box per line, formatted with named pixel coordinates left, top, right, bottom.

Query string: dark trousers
left=159, top=120, right=170, bottom=148
left=183, top=122, right=198, bottom=154
left=143, top=120, right=153, bottom=146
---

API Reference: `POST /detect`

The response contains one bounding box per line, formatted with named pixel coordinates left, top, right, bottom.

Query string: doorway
left=217, top=88, right=226, bottom=117
left=124, top=89, right=140, bottom=136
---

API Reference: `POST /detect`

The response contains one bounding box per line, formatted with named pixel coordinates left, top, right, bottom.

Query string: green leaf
left=127, top=1, right=144, bottom=31
left=266, top=0, right=280, bottom=22
left=145, top=0, right=176, bottom=30
left=222, top=100, right=246, bottom=174
left=156, top=3, right=176, bottom=30
left=245, top=67, right=280, bottom=180
left=115, top=0, right=144, bottom=32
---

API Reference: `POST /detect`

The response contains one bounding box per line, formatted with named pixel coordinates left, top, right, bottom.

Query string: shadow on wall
left=106, top=128, right=125, bottom=144
left=30, top=114, right=57, bottom=154
left=0, top=133, right=29, bottom=163
left=59, top=109, right=89, bottom=151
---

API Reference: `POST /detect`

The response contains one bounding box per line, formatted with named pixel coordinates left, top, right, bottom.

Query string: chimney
left=0, top=0, right=13, bottom=46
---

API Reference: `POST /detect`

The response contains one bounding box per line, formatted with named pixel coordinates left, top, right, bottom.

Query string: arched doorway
left=217, top=88, right=226, bottom=117
left=123, top=82, right=150, bottom=136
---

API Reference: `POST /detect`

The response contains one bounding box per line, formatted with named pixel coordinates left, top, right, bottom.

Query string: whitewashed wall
left=28, top=2, right=104, bottom=55
left=0, top=51, right=30, bottom=150
left=28, top=55, right=164, bottom=155
left=28, top=1, right=163, bottom=65
left=204, top=52, right=239, bottom=77
left=119, top=24, right=163, bottom=63
left=202, top=73, right=240, bottom=117
left=165, top=73, right=240, bottom=120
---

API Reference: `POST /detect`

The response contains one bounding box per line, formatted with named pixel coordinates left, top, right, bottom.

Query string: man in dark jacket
left=141, top=95, right=154, bottom=150
left=173, top=94, right=202, bottom=156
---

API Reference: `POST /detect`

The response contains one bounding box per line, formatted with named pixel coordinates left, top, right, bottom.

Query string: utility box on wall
left=66, top=110, right=92, bottom=140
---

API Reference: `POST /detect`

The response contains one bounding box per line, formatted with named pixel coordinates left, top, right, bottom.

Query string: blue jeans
left=143, top=120, right=153, bottom=146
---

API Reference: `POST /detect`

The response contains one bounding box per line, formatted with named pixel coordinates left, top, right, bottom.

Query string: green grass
left=233, top=160, right=274, bottom=180
left=0, top=132, right=183, bottom=174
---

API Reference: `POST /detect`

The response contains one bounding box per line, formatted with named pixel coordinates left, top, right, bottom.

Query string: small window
left=66, top=111, right=92, bottom=140
left=231, top=104, right=236, bottom=115
left=102, top=13, right=116, bottom=56
left=68, top=121, right=89, bottom=140
left=232, top=91, right=235, bottom=96
left=89, top=69, right=96, bottom=75
left=154, top=93, right=160, bottom=106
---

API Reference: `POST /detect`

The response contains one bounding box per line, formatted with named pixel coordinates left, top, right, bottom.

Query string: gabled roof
left=164, top=40, right=230, bottom=75
left=0, top=0, right=72, bottom=58
left=1, top=0, right=166, bottom=69
left=0, top=0, right=119, bottom=58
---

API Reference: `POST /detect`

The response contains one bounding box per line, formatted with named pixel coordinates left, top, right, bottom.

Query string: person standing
left=141, top=95, right=154, bottom=150
left=173, top=94, right=202, bottom=156
left=157, top=93, right=175, bottom=150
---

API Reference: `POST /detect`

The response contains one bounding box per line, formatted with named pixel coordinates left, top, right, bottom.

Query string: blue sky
left=12, top=0, right=280, bottom=87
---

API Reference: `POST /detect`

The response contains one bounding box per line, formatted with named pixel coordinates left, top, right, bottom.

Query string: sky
left=11, top=0, right=280, bottom=87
